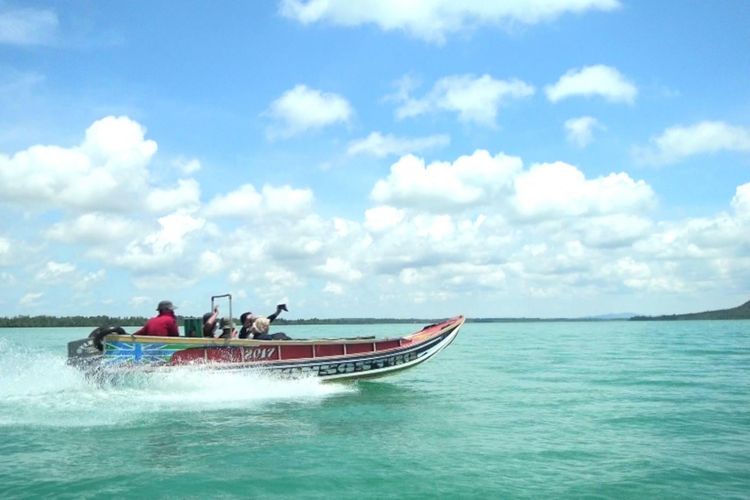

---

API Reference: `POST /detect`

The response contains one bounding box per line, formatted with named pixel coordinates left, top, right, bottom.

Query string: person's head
left=202, top=312, right=213, bottom=324
left=219, top=317, right=232, bottom=332
left=240, top=311, right=257, bottom=327
left=251, top=317, right=270, bottom=335
left=157, top=300, right=176, bottom=314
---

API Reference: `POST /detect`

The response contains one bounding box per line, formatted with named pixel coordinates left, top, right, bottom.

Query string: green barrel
left=183, top=317, right=203, bottom=337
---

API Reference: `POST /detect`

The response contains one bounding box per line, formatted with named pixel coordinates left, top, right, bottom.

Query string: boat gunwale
left=100, top=315, right=464, bottom=349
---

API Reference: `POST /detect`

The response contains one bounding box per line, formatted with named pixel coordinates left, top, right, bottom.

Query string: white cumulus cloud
left=5, top=114, right=748, bottom=318
left=364, top=206, right=405, bottom=233
left=280, top=0, right=621, bottom=44
left=0, top=116, right=157, bottom=212
left=173, top=157, right=202, bottom=175
left=261, top=185, right=315, bottom=215
left=732, top=182, right=750, bottom=219
left=35, top=261, right=76, bottom=282
left=0, top=237, right=10, bottom=265
left=513, top=161, right=655, bottom=219
left=113, top=213, right=206, bottom=272
left=347, top=132, right=450, bottom=157
left=205, top=184, right=313, bottom=218
left=564, top=116, right=602, bottom=148
left=204, top=184, right=262, bottom=218
left=395, top=74, right=534, bottom=126
left=316, top=257, right=363, bottom=282
left=265, top=84, right=353, bottom=138
left=574, top=215, right=652, bottom=248
left=145, top=178, right=201, bottom=214
left=634, top=121, right=750, bottom=165
left=371, top=150, right=523, bottom=211
left=45, top=213, right=141, bottom=245
left=546, top=65, right=637, bottom=104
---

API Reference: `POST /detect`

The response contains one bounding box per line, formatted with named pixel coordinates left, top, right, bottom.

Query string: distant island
left=630, top=299, right=750, bottom=320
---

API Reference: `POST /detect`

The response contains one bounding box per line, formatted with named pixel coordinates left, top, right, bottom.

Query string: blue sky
left=1, top=0, right=749, bottom=319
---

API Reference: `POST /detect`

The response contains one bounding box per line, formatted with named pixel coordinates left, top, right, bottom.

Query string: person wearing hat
left=134, top=300, right=180, bottom=337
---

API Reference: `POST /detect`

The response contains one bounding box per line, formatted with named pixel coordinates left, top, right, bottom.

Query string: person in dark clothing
left=238, top=311, right=256, bottom=339
left=238, top=304, right=288, bottom=339
left=135, top=300, right=179, bottom=337
left=202, top=306, right=219, bottom=337
left=250, top=317, right=292, bottom=341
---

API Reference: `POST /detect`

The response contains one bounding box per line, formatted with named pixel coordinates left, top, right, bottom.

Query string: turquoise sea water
left=1, top=321, right=748, bottom=499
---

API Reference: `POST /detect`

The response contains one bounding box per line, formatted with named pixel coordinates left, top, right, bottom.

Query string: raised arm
left=202, top=306, right=219, bottom=337
left=267, top=304, right=288, bottom=323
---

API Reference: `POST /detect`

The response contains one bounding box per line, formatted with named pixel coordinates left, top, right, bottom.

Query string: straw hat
left=251, top=317, right=270, bottom=335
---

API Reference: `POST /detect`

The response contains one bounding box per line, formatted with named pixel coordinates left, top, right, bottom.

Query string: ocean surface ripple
left=1, top=321, right=748, bottom=499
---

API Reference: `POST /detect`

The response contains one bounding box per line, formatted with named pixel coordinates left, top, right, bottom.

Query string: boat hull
left=67, top=316, right=464, bottom=382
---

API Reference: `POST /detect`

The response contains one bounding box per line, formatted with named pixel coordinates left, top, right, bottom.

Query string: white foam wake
left=0, top=338, right=357, bottom=428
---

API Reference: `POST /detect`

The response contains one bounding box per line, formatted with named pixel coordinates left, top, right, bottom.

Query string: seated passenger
left=238, top=311, right=257, bottom=339
left=134, top=300, right=179, bottom=337
left=251, top=317, right=291, bottom=340
left=239, top=304, right=288, bottom=339
left=202, top=306, right=219, bottom=337
left=217, top=317, right=236, bottom=339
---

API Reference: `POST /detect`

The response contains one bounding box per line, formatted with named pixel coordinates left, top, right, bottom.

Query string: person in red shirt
left=134, top=300, right=179, bottom=337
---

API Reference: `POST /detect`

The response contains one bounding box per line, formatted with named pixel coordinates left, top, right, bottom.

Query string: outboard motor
left=67, top=325, right=125, bottom=368
left=66, top=337, right=102, bottom=370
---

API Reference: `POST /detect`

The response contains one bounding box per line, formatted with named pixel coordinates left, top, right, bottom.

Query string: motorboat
left=67, top=297, right=464, bottom=382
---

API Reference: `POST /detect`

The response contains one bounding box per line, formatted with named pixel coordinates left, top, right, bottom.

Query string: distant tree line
left=0, top=315, right=447, bottom=328
left=0, top=315, right=150, bottom=328
left=14, top=309, right=745, bottom=328
left=0, top=314, right=683, bottom=328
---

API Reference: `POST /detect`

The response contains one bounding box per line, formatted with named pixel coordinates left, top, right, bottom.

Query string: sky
left=0, top=0, right=749, bottom=320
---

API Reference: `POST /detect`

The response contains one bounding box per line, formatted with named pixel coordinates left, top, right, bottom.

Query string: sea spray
left=0, top=337, right=357, bottom=428
left=0, top=337, right=87, bottom=398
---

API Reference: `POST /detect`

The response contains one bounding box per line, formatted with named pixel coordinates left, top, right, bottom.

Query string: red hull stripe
left=164, top=317, right=462, bottom=366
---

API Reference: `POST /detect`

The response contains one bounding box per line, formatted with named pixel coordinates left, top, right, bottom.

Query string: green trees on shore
left=2, top=299, right=748, bottom=328
left=0, top=315, right=150, bottom=328
left=0, top=315, right=432, bottom=327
